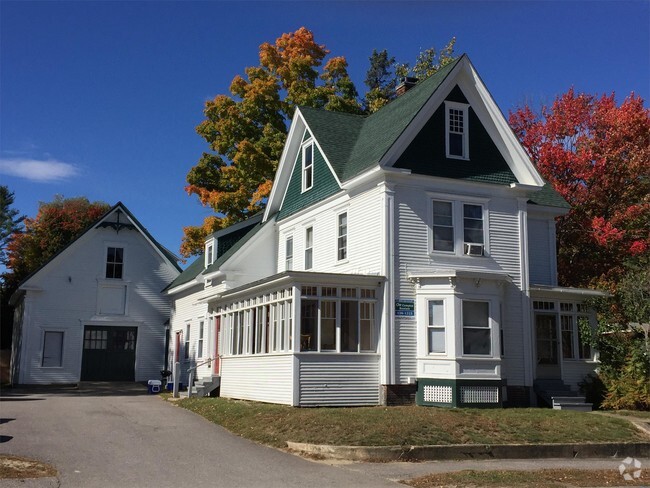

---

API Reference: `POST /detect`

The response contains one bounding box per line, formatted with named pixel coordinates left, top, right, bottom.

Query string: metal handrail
left=187, top=357, right=215, bottom=398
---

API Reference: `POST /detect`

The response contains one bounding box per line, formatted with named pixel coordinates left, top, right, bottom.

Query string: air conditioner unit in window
left=464, top=243, right=484, bottom=256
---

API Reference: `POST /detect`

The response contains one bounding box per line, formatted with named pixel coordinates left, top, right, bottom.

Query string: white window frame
left=461, top=300, right=492, bottom=357
left=205, top=239, right=215, bottom=267
left=197, top=319, right=204, bottom=358
left=105, top=246, right=125, bottom=279
left=285, top=235, right=293, bottom=271
left=337, top=211, right=348, bottom=262
left=184, top=322, right=191, bottom=360
left=445, top=101, right=469, bottom=160
left=304, top=226, right=313, bottom=270
left=427, top=300, right=446, bottom=354
left=41, top=330, right=64, bottom=368
left=429, top=195, right=489, bottom=257
left=301, top=140, right=314, bottom=192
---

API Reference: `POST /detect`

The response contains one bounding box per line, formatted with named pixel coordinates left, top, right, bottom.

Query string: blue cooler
left=147, top=379, right=162, bottom=394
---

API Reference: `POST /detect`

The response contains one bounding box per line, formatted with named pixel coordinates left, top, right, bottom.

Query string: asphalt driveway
left=0, top=383, right=399, bottom=488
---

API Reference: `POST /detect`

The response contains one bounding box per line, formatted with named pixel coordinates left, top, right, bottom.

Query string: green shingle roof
left=528, top=182, right=571, bottom=209
left=203, top=218, right=267, bottom=275
left=164, top=252, right=206, bottom=291
left=299, top=56, right=462, bottom=182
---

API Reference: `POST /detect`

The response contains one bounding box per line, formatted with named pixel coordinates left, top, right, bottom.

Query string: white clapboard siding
left=562, top=360, right=598, bottom=390
left=277, top=186, right=384, bottom=276
left=528, top=218, right=553, bottom=286
left=220, top=354, right=294, bottom=405
left=298, top=354, right=380, bottom=406
left=16, top=223, right=178, bottom=385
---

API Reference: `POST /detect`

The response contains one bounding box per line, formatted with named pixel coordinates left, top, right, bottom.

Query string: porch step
left=189, top=375, right=221, bottom=398
left=534, top=379, right=592, bottom=411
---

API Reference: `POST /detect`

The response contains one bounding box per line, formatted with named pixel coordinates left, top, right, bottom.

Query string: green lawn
left=605, top=410, right=650, bottom=420
left=176, top=397, right=648, bottom=449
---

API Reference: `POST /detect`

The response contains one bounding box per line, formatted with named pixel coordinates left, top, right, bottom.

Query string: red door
left=214, top=317, right=221, bottom=374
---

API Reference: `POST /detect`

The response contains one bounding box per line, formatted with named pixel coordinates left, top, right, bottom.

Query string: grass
left=176, top=397, right=648, bottom=449
left=0, top=455, right=57, bottom=479
left=606, top=410, right=650, bottom=420
left=403, top=468, right=650, bottom=487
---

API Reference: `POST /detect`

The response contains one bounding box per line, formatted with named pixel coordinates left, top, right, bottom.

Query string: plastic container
left=147, top=379, right=162, bottom=394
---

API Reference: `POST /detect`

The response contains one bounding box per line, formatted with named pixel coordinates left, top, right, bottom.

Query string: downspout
left=518, top=198, right=534, bottom=393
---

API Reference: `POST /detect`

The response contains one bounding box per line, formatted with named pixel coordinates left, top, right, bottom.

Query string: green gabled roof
left=298, top=56, right=463, bottom=183
left=528, top=182, right=571, bottom=209
left=202, top=216, right=268, bottom=275
left=164, top=253, right=206, bottom=291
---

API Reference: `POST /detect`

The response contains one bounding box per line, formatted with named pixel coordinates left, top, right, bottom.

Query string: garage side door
left=81, top=326, right=137, bottom=381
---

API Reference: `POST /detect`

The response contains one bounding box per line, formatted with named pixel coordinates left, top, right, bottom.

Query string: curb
left=286, top=441, right=650, bottom=462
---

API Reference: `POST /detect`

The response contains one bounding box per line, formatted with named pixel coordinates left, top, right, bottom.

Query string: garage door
left=81, top=326, right=137, bottom=381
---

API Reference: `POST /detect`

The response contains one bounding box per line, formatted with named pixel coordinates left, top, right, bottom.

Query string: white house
left=10, top=202, right=181, bottom=385
left=167, top=55, right=603, bottom=408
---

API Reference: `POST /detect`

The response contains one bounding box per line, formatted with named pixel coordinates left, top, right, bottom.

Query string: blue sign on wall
left=395, top=299, right=415, bottom=318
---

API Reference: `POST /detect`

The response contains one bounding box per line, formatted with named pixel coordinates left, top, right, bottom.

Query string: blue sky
left=1, top=1, right=648, bottom=266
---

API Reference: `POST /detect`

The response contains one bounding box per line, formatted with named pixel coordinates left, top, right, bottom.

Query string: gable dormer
left=205, top=238, right=215, bottom=268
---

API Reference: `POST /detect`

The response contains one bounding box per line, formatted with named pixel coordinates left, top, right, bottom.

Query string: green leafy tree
left=0, top=186, right=24, bottom=266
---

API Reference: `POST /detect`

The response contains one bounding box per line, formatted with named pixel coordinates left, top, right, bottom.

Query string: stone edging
left=286, top=441, right=650, bottom=462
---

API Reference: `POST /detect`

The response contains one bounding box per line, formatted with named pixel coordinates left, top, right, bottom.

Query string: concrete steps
left=189, top=375, right=220, bottom=398
left=534, top=379, right=593, bottom=411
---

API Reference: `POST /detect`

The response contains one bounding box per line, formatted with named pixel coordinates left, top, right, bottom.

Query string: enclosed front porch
left=209, top=271, right=386, bottom=406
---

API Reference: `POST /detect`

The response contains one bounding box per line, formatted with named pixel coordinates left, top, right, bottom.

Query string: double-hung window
left=285, top=236, right=293, bottom=271
left=446, top=101, right=469, bottom=160
left=560, top=302, right=593, bottom=360
left=431, top=199, right=486, bottom=256
left=184, top=324, right=190, bottom=359
left=304, top=227, right=313, bottom=270
left=106, top=247, right=124, bottom=279
left=337, top=212, right=347, bottom=261
left=302, top=141, right=314, bottom=192
left=197, top=320, right=204, bottom=358
left=462, top=300, right=491, bottom=355
left=427, top=300, right=445, bottom=353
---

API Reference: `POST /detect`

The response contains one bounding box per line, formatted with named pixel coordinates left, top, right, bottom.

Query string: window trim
left=429, top=196, right=489, bottom=257
left=445, top=101, right=470, bottom=160
left=461, top=299, right=492, bottom=357
left=337, top=211, right=348, bottom=262
left=184, top=322, right=191, bottom=360
left=41, top=330, right=64, bottom=368
left=304, top=226, right=313, bottom=270
left=301, top=139, right=314, bottom=193
left=197, top=319, right=204, bottom=358
left=205, top=239, right=214, bottom=268
left=105, top=246, right=124, bottom=280
left=285, top=235, right=294, bottom=271
left=427, top=299, right=446, bottom=354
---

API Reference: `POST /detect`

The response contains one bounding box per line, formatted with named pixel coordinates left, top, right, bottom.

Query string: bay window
left=462, top=300, right=491, bottom=355
left=427, top=300, right=445, bottom=353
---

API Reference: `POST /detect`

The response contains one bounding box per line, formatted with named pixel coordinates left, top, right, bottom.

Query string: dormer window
left=302, top=140, right=314, bottom=192
left=446, top=101, right=469, bottom=160
left=205, top=240, right=214, bottom=268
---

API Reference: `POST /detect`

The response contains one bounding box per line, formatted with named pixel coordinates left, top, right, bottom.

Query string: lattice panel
left=460, top=386, right=499, bottom=404
left=423, top=385, right=453, bottom=404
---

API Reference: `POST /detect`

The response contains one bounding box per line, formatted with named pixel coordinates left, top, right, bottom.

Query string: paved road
left=0, top=383, right=398, bottom=488
left=1, top=384, right=648, bottom=487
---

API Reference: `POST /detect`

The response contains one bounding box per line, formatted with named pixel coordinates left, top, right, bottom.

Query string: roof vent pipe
left=395, top=77, right=418, bottom=96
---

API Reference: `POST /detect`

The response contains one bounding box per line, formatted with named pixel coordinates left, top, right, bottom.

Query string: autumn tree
left=2, top=196, right=110, bottom=290
left=183, top=28, right=458, bottom=257
left=510, top=90, right=650, bottom=289
left=182, top=27, right=362, bottom=256
left=0, top=186, right=24, bottom=266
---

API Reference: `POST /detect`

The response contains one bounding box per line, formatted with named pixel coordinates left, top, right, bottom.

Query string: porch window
left=359, top=302, right=374, bottom=351
left=462, top=300, right=491, bottom=355
left=340, top=300, right=359, bottom=352
left=301, top=300, right=318, bottom=351
left=560, top=302, right=593, bottom=360
left=427, top=300, right=445, bottom=353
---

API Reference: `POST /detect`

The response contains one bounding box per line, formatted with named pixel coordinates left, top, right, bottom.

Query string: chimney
left=395, top=77, right=418, bottom=96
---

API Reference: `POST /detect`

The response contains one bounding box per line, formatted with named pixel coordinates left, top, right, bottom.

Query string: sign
left=395, top=299, right=415, bottom=318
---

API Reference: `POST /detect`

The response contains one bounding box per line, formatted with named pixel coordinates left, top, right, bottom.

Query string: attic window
left=446, top=101, right=469, bottom=160
left=205, top=242, right=214, bottom=268
left=302, top=140, right=314, bottom=192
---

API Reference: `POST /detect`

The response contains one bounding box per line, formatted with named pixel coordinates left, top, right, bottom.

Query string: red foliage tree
left=510, top=89, right=650, bottom=288
left=3, top=196, right=110, bottom=290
